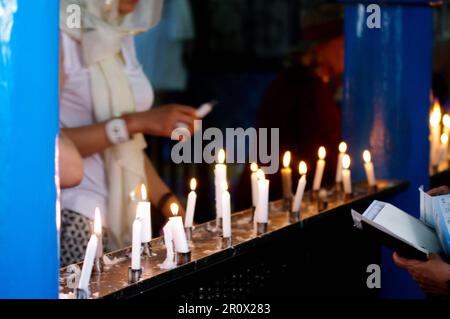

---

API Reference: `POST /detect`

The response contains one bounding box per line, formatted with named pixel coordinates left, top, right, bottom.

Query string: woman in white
left=59, top=0, right=196, bottom=266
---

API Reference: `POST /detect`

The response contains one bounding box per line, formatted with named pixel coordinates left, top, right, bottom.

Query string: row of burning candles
left=429, top=101, right=450, bottom=172
left=74, top=145, right=377, bottom=298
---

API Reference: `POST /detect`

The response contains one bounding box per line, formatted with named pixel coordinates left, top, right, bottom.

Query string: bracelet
left=157, top=192, right=175, bottom=213
left=105, top=118, right=130, bottom=144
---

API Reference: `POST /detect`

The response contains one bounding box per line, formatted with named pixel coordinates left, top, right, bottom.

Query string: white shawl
left=60, top=0, right=163, bottom=248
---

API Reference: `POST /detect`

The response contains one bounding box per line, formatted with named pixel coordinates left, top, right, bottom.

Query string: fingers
left=427, top=186, right=450, bottom=196
left=172, top=105, right=198, bottom=118
left=392, top=252, right=423, bottom=268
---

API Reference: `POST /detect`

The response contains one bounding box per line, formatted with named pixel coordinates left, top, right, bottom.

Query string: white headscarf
left=60, top=0, right=163, bottom=248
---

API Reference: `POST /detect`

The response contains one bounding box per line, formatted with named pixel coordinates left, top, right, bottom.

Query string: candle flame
left=338, top=142, right=347, bottom=153
left=129, top=190, right=136, bottom=201
left=318, top=146, right=326, bottom=160
left=94, top=207, right=102, bottom=235
left=443, top=114, right=450, bottom=129
left=250, top=162, right=258, bottom=172
left=363, top=150, right=371, bottom=163
left=299, top=161, right=307, bottom=175
left=218, top=149, right=225, bottom=164
left=256, top=169, right=265, bottom=180
left=190, top=178, right=197, bottom=191
left=170, top=203, right=179, bottom=216
left=141, top=184, right=147, bottom=201
left=430, top=101, right=442, bottom=128
left=441, top=133, right=449, bottom=145
left=342, top=154, right=351, bottom=169
left=282, top=151, right=291, bottom=168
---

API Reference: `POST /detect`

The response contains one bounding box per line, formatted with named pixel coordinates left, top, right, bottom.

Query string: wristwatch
left=105, top=118, right=130, bottom=144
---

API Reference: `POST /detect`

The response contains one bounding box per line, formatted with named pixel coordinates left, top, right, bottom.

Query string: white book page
left=373, top=204, right=442, bottom=253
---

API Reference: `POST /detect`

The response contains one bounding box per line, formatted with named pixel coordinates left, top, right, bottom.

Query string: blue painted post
left=342, top=0, right=437, bottom=298
left=0, top=1, right=59, bottom=298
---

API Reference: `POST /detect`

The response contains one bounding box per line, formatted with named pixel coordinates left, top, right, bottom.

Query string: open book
left=351, top=197, right=445, bottom=261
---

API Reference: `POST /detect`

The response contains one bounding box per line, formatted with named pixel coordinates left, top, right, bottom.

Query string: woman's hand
left=393, top=252, right=450, bottom=295
left=124, top=104, right=198, bottom=138
left=427, top=185, right=450, bottom=197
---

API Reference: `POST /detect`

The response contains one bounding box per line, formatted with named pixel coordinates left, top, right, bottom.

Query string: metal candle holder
left=256, top=222, right=268, bottom=235
left=217, top=236, right=232, bottom=249
left=128, top=267, right=143, bottom=284
left=185, top=227, right=193, bottom=241
left=216, top=217, right=222, bottom=230
left=176, top=251, right=191, bottom=265
left=289, top=210, right=299, bottom=223
left=282, top=196, right=292, bottom=212
left=93, top=257, right=104, bottom=273
left=75, top=288, right=89, bottom=299
left=142, top=242, right=152, bottom=257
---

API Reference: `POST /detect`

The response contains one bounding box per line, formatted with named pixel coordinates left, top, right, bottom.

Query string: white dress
left=60, top=32, right=153, bottom=223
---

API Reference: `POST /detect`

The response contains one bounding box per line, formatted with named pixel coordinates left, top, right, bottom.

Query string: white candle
left=363, top=150, right=377, bottom=187
left=342, top=154, right=352, bottom=194
left=78, top=234, right=98, bottom=292
left=184, top=178, right=197, bottom=228
left=312, top=146, right=326, bottom=191
left=430, top=102, right=442, bottom=167
left=292, top=161, right=307, bottom=213
left=221, top=182, right=231, bottom=238
left=214, top=149, right=227, bottom=219
left=255, top=170, right=269, bottom=223
left=162, top=221, right=174, bottom=264
left=281, top=151, right=292, bottom=200
left=335, top=142, right=347, bottom=183
left=136, top=184, right=152, bottom=243
left=169, top=203, right=190, bottom=253
left=438, top=133, right=449, bottom=170
left=94, top=207, right=103, bottom=258
left=131, top=218, right=142, bottom=270
left=250, top=163, right=259, bottom=207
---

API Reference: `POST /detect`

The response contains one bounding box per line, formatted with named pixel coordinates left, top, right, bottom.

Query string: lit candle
left=342, top=154, right=352, bottom=194
left=221, top=182, right=232, bottom=238
left=335, top=142, right=347, bottom=183
left=255, top=169, right=269, bottom=223
left=161, top=221, right=175, bottom=267
left=312, top=146, right=326, bottom=191
left=78, top=234, right=98, bottom=292
left=281, top=151, right=292, bottom=202
left=136, top=184, right=152, bottom=243
left=363, top=150, right=377, bottom=187
left=438, top=133, right=449, bottom=170
left=250, top=163, right=258, bottom=207
left=169, top=203, right=190, bottom=253
left=94, top=207, right=103, bottom=258
left=430, top=102, right=442, bottom=167
left=443, top=114, right=450, bottom=136
left=214, top=149, right=227, bottom=220
left=292, top=161, right=307, bottom=213
left=131, top=218, right=142, bottom=270
left=184, top=178, right=197, bottom=228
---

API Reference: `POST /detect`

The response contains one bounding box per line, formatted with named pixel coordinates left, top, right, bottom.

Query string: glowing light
left=250, top=162, right=258, bottom=172
left=318, top=146, right=326, bottom=160
left=363, top=150, right=371, bottom=163
left=141, top=184, right=147, bottom=201
left=190, top=178, right=197, bottom=191
left=299, top=161, right=307, bottom=175
left=430, top=102, right=442, bottom=128
left=256, top=169, right=265, bottom=180
left=441, top=133, right=449, bottom=145
left=94, top=207, right=102, bottom=236
left=443, top=114, right=450, bottom=129
left=282, top=151, right=291, bottom=168
left=222, top=181, right=229, bottom=191
left=170, top=203, right=179, bottom=216
left=339, top=142, right=347, bottom=153
left=218, top=149, right=225, bottom=164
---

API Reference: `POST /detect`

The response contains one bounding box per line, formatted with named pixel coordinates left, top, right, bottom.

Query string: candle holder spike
left=93, top=257, right=104, bottom=273
left=185, top=227, right=193, bottom=241
left=128, top=267, right=143, bottom=284
left=75, top=288, right=89, bottom=299
left=176, top=251, right=191, bottom=265
left=289, top=210, right=299, bottom=223
left=256, top=222, right=268, bottom=235
left=142, top=242, right=152, bottom=257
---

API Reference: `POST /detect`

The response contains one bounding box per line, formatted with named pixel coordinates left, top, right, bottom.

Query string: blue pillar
left=0, top=1, right=59, bottom=298
left=342, top=1, right=436, bottom=298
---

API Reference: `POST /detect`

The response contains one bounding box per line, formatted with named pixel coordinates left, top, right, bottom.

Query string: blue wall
left=0, top=0, right=59, bottom=298
left=342, top=1, right=433, bottom=298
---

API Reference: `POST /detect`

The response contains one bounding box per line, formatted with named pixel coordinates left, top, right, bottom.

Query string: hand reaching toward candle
left=124, top=104, right=199, bottom=138
left=393, top=252, right=450, bottom=296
